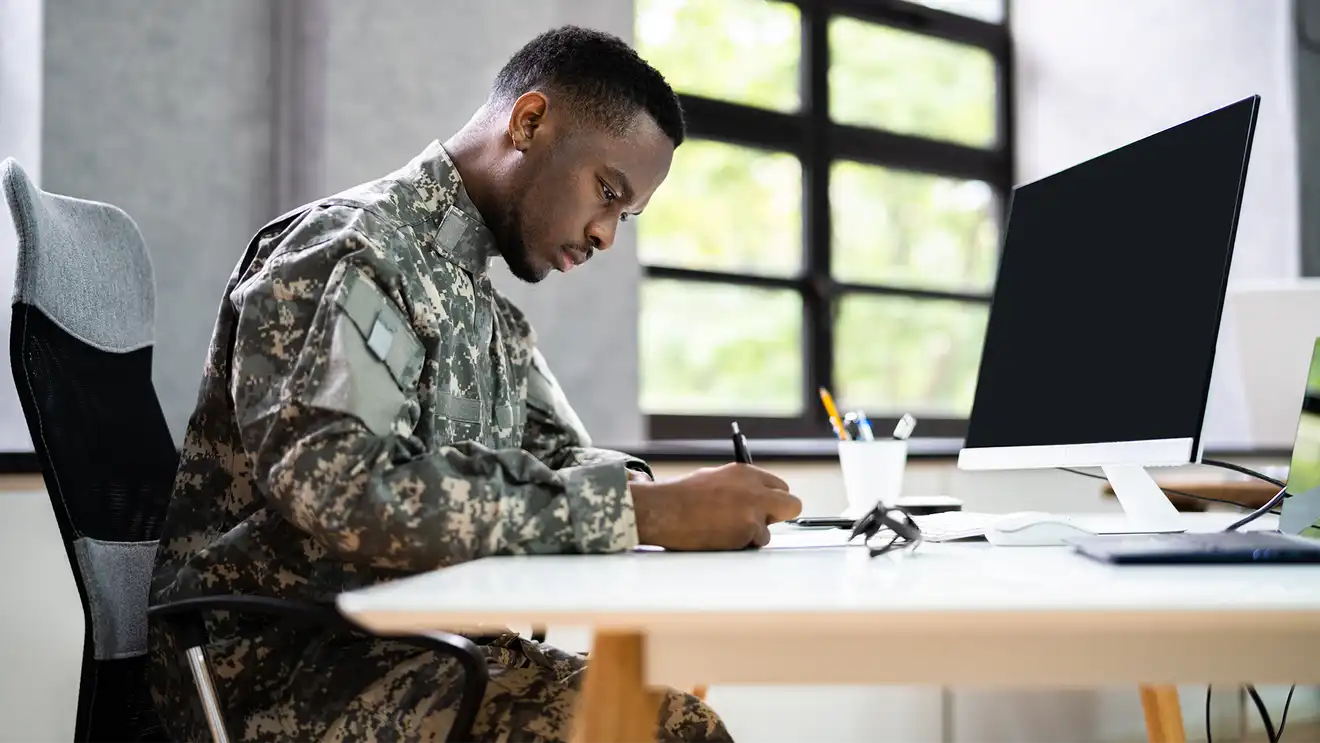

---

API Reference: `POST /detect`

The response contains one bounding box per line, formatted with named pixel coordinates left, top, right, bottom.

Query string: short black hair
left=491, top=25, right=685, bottom=147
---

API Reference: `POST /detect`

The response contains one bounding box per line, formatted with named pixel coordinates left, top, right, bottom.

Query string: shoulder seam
left=309, top=197, right=441, bottom=255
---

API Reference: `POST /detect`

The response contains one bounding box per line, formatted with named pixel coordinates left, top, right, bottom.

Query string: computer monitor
left=958, top=95, right=1261, bottom=534
left=1280, top=338, right=1320, bottom=537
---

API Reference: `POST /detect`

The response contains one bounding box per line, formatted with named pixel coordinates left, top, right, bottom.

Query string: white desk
left=338, top=513, right=1320, bottom=742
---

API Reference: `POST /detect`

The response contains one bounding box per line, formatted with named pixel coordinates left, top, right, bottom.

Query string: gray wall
left=1014, top=0, right=1300, bottom=282
left=21, top=0, right=642, bottom=448
left=1297, top=0, right=1320, bottom=276
left=0, top=0, right=43, bottom=452
left=41, top=0, right=276, bottom=445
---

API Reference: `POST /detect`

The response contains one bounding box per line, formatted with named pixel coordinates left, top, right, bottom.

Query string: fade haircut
left=490, top=25, right=686, bottom=147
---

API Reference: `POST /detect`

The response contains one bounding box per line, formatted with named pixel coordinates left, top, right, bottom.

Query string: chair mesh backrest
left=3, top=158, right=177, bottom=741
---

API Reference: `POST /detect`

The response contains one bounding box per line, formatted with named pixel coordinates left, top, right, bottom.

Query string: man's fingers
left=750, top=521, right=772, bottom=548
left=760, top=489, right=803, bottom=522
left=739, top=464, right=789, bottom=492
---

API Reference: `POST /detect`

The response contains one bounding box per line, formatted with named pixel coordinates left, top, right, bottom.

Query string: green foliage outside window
left=636, top=0, right=1002, bottom=420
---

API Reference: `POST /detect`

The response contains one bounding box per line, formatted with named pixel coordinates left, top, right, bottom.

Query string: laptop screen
left=1282, top=337, right=1320, bottom=536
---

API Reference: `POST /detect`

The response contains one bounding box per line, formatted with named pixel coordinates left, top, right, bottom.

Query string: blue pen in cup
left=855, top=412, right=875, bottom=441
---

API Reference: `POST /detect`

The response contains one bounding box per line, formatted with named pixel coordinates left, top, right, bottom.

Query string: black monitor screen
left=964, top=96, right=1259, bottom=453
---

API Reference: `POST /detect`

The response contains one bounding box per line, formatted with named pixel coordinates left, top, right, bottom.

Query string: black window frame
left=643, top=0, right=1015, bottom=441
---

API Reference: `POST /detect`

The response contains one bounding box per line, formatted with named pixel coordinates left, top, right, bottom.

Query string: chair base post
left=185, top=646, right=233, bottom=743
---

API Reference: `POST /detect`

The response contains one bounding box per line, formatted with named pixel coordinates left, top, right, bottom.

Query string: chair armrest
left=149, top=594, right=341, bottom=626
left=150, top=595, right=491, bottom=743
left=147, top=595, right=487, bottom=671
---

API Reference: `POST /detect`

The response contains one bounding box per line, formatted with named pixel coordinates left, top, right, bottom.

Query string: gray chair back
left=3, top=157, right=176, bottom=741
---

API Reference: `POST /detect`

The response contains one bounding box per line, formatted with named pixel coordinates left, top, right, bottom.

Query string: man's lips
left=555, top=246, right=592, bottom=272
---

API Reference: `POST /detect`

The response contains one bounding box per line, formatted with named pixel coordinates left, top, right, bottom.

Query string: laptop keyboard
left=1088, top=531, right=1294, bottom=551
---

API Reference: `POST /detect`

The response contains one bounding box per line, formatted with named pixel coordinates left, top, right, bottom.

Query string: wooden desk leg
left=1140, top=685, right=1187, bottom=743
left=573, top=630, right=664, bottom=743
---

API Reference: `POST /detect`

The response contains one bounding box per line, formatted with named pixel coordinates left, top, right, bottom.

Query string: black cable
left=1225, top=488, right=1287, bottom=531
left=1202, top=458, right=1287, bottom=488
left=1247, top=684, right=1278, bottom=743
left=1059, top=467, right=1282, bottom=513
left=1205, top=685, right=1213, bottom=743
left=1278, top=685, right=1296, bottom=741
left=1200, top=458, right=1287, bottom=489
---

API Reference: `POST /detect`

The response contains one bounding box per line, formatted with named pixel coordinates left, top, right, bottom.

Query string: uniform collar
left=405, top=140, right=500, bottom=275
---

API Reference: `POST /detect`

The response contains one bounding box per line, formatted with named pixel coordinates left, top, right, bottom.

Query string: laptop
left=1279, top=337, right=1320, bottom=537
left=1070, top=337, right=1320, bottom=564
left=1221, top=280, right=1320, bottom=449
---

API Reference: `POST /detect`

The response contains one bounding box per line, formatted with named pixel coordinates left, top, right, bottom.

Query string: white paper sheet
left=632, top=526, right=863, bottom=553
left=763, top=526, right=862, bottom=550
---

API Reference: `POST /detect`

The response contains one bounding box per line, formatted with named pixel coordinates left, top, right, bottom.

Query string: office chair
left=2, top=158, right=488, bottom=743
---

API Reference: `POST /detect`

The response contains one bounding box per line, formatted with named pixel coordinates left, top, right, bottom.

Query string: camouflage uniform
left=148, top=141, right=731, bottom=742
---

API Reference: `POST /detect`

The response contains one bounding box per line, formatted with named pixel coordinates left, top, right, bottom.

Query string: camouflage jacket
left=150, top=140, right=647, bottom=629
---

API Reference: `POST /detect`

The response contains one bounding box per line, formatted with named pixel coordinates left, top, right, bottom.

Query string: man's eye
left=601, top=182, right=618, bottom=202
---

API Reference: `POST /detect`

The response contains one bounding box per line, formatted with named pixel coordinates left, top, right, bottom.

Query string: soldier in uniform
left=148, top=25, right=802, bottom=742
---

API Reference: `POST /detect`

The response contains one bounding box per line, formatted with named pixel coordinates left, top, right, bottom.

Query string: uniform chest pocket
left=434, top=390, right=485, bottom=444
left=432, top=392, right=522, bottom=448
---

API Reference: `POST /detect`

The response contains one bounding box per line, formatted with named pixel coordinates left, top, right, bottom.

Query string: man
left=148, top=25, right=801, bottom=742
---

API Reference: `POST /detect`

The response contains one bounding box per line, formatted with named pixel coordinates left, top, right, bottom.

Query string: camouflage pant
left=314, top=633, right=739, bottom=743
left=312, top=633, right=733, bottom=743
left=305, top=633, right=730, bottom=742
left=153, top=622, right=731, bottom=742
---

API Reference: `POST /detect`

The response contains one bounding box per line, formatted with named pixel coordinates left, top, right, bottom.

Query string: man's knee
left=656, top=689, right=734, bottom=743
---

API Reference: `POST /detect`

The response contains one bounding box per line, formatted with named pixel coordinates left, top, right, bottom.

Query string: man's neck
left=443, top=125, right=506, bottom=228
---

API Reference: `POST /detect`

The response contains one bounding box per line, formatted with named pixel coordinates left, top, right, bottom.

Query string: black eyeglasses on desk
left=848, top=502, right=924, bottom=557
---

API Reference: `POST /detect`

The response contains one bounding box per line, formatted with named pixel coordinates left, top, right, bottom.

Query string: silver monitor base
left=1092, top=464, right=1185, bottom=535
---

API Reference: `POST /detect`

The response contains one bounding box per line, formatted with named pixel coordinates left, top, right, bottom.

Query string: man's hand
left=629, top=463, right=802, bottom=551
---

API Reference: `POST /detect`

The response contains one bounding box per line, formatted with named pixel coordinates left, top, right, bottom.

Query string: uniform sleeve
left=520, top=347, right=655, bottom=481
left=229, top=228, right=639, bottom=572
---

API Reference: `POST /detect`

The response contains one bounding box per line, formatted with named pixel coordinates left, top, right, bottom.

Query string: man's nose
left=587, top=220, right=616, bottom=252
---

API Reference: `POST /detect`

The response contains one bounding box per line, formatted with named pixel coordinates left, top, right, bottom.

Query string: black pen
left=731, top=421, right=753, bottom=464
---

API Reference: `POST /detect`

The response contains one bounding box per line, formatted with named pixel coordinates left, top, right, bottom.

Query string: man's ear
left=508, top=91, right=550, bottom=152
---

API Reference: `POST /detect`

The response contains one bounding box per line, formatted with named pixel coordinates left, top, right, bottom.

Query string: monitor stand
left=1097, top=465, right=1185, bottom=534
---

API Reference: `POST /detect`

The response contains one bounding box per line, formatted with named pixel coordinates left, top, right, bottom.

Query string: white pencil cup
left=838, top=439, right=909, bottom=518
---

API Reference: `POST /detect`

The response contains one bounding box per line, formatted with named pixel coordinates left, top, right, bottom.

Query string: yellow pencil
left=817, top=386, right=851, bottom=441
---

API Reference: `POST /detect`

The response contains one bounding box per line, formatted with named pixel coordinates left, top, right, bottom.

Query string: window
left=636, top=0, right=1013, bottom=440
